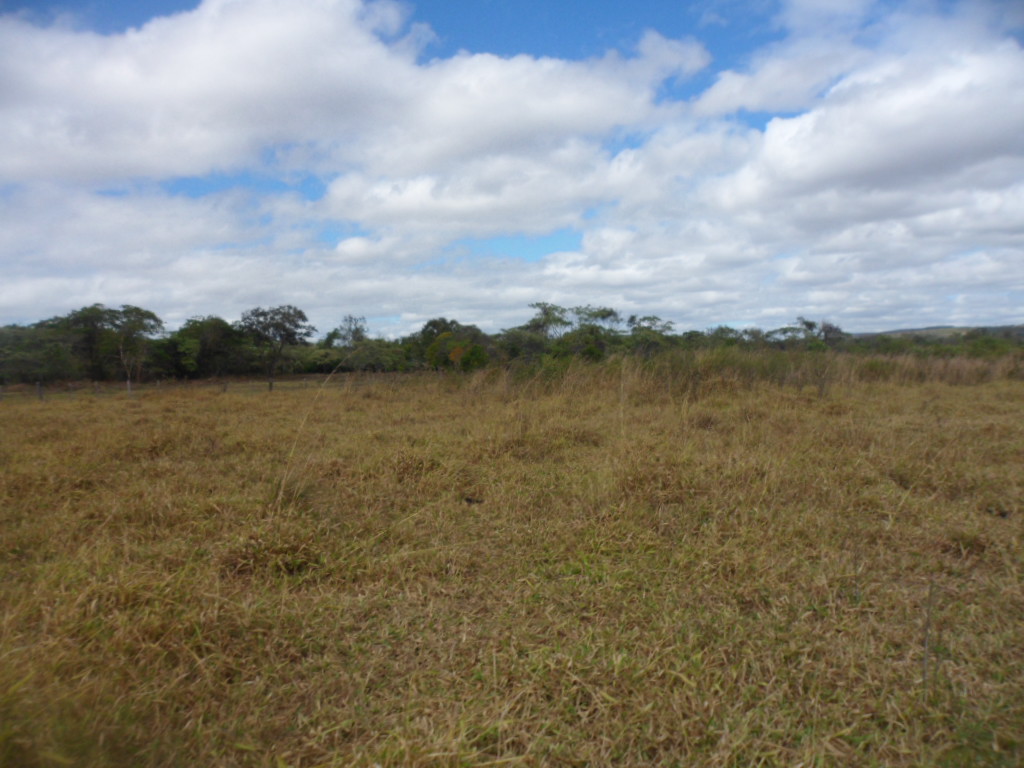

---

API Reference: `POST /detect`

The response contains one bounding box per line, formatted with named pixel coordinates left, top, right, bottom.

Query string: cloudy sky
left=1, top=0, right=1022, bottom=336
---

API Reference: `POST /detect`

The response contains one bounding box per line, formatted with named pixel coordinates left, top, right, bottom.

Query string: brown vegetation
left=2, top=356, right=1022, bottom=766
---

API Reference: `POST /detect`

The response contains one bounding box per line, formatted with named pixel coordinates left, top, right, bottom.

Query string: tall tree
left=418, top=317, right=464, bottom=346
left=403, top=317, right=465, bottom=367
left=426, top=332, right=490, bottom=371
left=790, top=317, right=846, bottom=350
left=173, top=315, right=244, bottom=377
left=571, top=305, right=622, bottom=330
left=111, top=305, right=164, bottom=391
left=236, top=305, right=316, bottom=390
left=0, top=324, right=77, bottom=383
left=819, top=321, right=847, bottom=349
left=628, top=315, right=675, bottom=357
left=627, top=314, right=674, bottom=334
left=322, top=314, right=368, bottom=349
left=523, top=302, right=571, bottom=338
left=51, top=304, right=119, bottom=380
left=496, top=327, right=548, bottom=362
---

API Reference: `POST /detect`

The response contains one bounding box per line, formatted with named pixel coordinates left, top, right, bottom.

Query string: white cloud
left=694, top=38, right=867, bottom=116
left=0, top=0, right=1022, bottom=334
left=0, top=0, right=420, bottom=181
left=778, top=0, right=876, bottom=33
left=755, top=45, right=1024, bottom=192
left=0, top=4, right=708, bottom=184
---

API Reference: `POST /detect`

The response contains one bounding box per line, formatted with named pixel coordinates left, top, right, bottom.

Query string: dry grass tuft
left=1, top=368, right=1022, bottom=766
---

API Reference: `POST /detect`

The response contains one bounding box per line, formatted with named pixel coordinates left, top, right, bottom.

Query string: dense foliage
left=1, top=301, right=1021, bottom=384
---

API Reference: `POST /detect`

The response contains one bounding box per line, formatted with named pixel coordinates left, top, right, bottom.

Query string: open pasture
left=2, top=361, right=1022, bottom=766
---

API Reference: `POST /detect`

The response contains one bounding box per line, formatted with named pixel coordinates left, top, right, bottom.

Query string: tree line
left=0, top=301, right=1020, bottom=385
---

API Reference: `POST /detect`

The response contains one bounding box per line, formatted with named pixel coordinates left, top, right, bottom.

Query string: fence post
left=36, top=381, right=44, bottom=401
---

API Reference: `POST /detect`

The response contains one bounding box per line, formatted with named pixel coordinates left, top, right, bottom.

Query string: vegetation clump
left=2, top=301, right=1022, bottom=386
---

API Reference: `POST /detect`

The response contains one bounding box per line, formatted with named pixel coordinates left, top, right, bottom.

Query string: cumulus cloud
left=0, top=0, right=1022, bottom=333
left=752, top=46, right=1024, bottom=193
left=0, top=2, right=706, bottom=183
left=694, top=39, right=867, bottom=116
left=0, top=0, right=431, bottom=182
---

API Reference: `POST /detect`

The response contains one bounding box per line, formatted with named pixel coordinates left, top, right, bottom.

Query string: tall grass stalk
left=923, top=578, right=936, bottom=700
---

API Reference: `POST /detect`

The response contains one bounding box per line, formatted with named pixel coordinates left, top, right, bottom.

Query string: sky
left=1, top=0, right=1022, bottom=337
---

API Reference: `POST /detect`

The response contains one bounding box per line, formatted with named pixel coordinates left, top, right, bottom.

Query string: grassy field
left=2, top=357, right=1022, bottom=767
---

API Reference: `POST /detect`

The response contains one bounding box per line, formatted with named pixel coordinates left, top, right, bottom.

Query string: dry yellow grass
left=1, top=360, right=1022, bottom=767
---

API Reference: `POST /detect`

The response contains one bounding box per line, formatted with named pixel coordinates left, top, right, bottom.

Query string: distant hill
left=871, top=326, right=965, bottom=339
left=856, top=324, right=1024, bottom=339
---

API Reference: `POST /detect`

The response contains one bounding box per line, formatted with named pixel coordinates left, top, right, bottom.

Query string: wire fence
left=0, top=373, right=405, bottom=402
left=3, top=351, right=1022, bottom=404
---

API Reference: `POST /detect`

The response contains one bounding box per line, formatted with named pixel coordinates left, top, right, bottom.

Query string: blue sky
left=10, top=0, right=782, bottom=60
left=1, top=0, right=1022, bottom=335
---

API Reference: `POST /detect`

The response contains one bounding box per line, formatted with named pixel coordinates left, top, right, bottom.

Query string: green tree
left=523, top=302, right=571, bottom=339
left=302, top=337, right=408, bottom=373
left=777, top=317, right=846, bottom=350
left=964, top=332, right=1014, bottom=358
left=405, top=318, right=489, bottom=368
left=46, top=304, right=119, bottom=380
left=627, top=315, right=675, bottom=357
left=426, top=332, right=490, bottom=371
left=172, top=316, right=245, bottom=378
left=766, top=324, right=804, bottom=348
left=111, top=305, right=164, bottom=391
left=627, top=314, right=674, bottom=334
left=741, top=327, right=771, bottom=349
left=0, top=324, right=77, bottom=383
left=820, top=321, right=847, bottom=349
left=347, top=339, right=408, bottom=372
left=571, top=305, right=622, bottom=331
left=553, top=323, right=621, bottom=362
left=418, top=317, right=463, bottom=346
left=678, top=330, right=708, bottom=349
left=496, top=327, right=549, bottom=362
left=322, top=315, right=368, bottom=349
left=706, top=326, right=742, bottom=348
left=236, top=305, right=316, bottom=390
